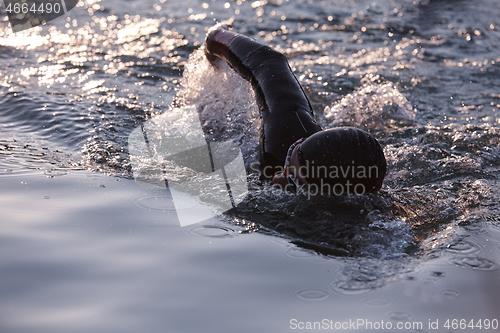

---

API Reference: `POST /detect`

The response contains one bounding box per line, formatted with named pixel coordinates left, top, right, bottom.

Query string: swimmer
left=204, top=24, right=386, bottom=195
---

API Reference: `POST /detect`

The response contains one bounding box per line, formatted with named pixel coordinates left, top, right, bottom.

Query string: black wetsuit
left=206, top=28, right=322, bottom=174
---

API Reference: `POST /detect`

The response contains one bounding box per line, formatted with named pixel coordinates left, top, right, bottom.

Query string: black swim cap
left=298, top=127, right=386, bottom=194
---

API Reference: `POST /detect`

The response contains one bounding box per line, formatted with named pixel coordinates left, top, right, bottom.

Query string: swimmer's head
left=272, top=127, right=387, bottom=195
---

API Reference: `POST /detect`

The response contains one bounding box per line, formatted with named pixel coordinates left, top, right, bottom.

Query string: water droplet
left=295, top=289, right=330, bottom=301
left=362, top=297, right=392, bottom=307
left=450, top=256, right=498, bottom=270
left=43, top=195, right=51, bottom=199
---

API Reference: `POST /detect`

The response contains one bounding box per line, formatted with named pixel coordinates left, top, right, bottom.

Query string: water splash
left=173, top=48, right=261, bottom=168
left=323, top=80, right=417, bottom=131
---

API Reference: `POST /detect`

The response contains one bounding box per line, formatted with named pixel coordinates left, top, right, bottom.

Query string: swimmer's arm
left=204, top=24, right=315, bottom=119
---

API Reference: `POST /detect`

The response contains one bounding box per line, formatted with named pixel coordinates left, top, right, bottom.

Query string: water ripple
left=294, top=289, right=330, bottom=301
left=450, top=256, right=499, bottom=271
left=362, top=297, right=393, bottom=308
left=127, top=193, right=176, bottom=212
left=386, top=311, right=413, bottom=321
left=282, top=248, right=317, bottom=260
left=328, top=279, right=375, bottom=295
left=441, top=289, right=461, bottom=298
left=184, top=225, right=236, bottom=238
left=445, top=239, right=481, bottom=254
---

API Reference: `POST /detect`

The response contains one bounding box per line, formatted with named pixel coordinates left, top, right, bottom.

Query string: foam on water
left=173, top=48, right=261, bottom=168
left=323, top=80, right=417, bottom=131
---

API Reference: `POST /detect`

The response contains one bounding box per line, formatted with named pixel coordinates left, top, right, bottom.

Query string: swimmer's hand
left=204, top=21, right=236, bottom=68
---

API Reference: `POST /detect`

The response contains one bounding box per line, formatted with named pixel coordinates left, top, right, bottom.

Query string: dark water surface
left=1, top=0, right=500, bottom=332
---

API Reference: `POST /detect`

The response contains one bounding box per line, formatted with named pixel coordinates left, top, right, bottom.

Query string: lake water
left=1, top=0, right=500, bottom=332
